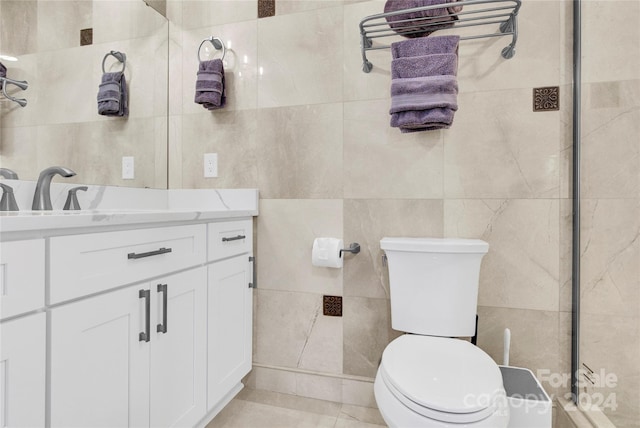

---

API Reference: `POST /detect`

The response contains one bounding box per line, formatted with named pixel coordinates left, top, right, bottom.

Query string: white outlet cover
left=122, top=156, right=134, bottom=180
left=204, top=153, right=218, bottom=178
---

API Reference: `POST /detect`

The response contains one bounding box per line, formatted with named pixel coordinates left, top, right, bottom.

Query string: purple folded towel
left=391, top=35, right=460, bottom=59
left=195, top=59, right=226, bottom=110
left=384, top=0, right=462, bottom=38
left=390, top=76, right=458, bottom=113
left=0, top=62, right=6, bottom=78
left=390, top=76, right=457, bottom=132
left=97, top=71, right=128, bottom=117
left=391, top=108, right=455, bottom=132
left=391, top=53, right=458, bottom=79
left=388, top=35, right=460, bottom=133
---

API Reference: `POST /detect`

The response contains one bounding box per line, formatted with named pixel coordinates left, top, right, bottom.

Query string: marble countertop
left=0, top=183, right=258, bottom=235
left=0, top=208, right=257, bottom=233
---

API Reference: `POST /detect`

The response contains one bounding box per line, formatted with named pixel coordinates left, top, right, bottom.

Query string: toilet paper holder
left=340, top=243, right=361, bottom=258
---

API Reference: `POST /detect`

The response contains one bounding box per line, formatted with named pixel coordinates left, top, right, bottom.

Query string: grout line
left=253, top=363, right=375, bottom=383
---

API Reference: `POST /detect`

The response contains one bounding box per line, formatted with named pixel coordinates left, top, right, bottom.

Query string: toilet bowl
left=374, top=335, right=509, bottom=427
left=377, top=237, right=508, bottom=427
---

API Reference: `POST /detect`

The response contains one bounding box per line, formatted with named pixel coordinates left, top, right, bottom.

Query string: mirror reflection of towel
left=97, top=71, right=128, bottom=117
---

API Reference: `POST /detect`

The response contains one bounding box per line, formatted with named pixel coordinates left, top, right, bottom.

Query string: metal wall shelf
left=359, top=0, right=521, bottom=73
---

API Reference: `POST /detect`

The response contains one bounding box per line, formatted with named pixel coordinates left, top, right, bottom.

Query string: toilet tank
left=380, top=237, right=489, bottom=337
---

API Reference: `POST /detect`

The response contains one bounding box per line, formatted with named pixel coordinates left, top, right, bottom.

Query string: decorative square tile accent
left=533, top=86, right=560, bottom=111
left=323, top=295, right=342, bottom=317
left=258, top=0, right=275, bottom=18
left=80, top=28, right=93, bottom=46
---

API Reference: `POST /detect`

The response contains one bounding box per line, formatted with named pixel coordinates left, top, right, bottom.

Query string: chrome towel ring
left=198, top=37, right=226, bottom=63
left=102, top=50, right=126, bottom=74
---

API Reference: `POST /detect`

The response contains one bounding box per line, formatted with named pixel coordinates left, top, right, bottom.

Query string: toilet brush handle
left=503, top=328, right=511, bottom=366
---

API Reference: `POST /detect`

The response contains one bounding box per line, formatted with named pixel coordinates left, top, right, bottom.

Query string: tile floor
left=206, top=388, right=387, bottom=428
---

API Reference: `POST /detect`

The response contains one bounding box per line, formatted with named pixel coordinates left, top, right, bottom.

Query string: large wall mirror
left=0, top=0, right=169, bottom=189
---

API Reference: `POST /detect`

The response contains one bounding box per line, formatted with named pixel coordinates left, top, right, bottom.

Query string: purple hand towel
left=97, top=71, right=128, bottom=117
left=391, top=53, right=458, bottom=79
left=390, top=76, right=458, bottom=114
left=0, top=62, right=6, bottom=78
left=391, top=35, right=459, bottom=59
left=195, top=59, right=226, bottom=110
left=384, top=0, right=462, bottom=38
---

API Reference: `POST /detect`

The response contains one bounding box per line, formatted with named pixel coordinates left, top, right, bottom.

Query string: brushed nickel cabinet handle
left=157, top=284, right=168, bottom=334
left=139, top=289, right=150, bottom=342
left=128, top=247, right=172, bottom=260
left=249, top=256, right=256, bottom=289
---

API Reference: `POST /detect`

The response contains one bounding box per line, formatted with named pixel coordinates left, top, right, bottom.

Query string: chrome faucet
left=0, top=168, right=19, bottom=179
left=32, top=166, right=76, bottom=210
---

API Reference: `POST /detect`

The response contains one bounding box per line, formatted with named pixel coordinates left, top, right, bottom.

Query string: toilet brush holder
left=499, top=366, right=552, bottom=428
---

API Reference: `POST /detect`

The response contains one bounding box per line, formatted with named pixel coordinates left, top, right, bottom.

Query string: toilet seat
left=379, top=335, right=505, bottom=424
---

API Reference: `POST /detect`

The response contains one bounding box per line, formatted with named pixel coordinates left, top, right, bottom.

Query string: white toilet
left=375, top=237, right=509, bottom=428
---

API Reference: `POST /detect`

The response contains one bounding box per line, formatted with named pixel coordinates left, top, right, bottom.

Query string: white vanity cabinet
left=0, top=239, right=46, bottom=428
left=206, top=219, right=254, bottom=411
left=49, top=225, right=208, bottom=428
left=50, top=267, right=207, bottom=428
left=0, top=209, right=256, bottom=428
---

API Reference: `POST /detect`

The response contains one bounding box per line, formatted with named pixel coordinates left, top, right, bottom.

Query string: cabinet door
left=50, top=286, right=149, bottom=428
left=207, top=255, right=253, bottom=409
left=150, top=267, right=207, bottom=428
left=0, top=239, right=45, bottom=320
left=0, top=313, right=46, bottom=428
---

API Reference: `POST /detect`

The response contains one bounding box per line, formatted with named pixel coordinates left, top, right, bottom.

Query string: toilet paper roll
left=312, top=238, right=343, bottom=269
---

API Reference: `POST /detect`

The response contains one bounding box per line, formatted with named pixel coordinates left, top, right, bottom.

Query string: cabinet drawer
left=50, top=224, right=206, bottom=304
left=0, top=239, right=45, bottom=320
left=208, top=219, right=252, bottom=261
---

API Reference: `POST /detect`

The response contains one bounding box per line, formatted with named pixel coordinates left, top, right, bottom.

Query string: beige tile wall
left=165, top=0, right=638, bottom=424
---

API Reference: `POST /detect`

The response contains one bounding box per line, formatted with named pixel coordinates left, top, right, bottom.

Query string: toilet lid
left=380, top=335, right=505, bottom=422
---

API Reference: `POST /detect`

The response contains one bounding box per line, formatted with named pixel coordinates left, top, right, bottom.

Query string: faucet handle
left=0, top=168, right=19, bottom=180
left=0, top=183, right=19, bottom=211
left=63, top=186, right=88, bottom=211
